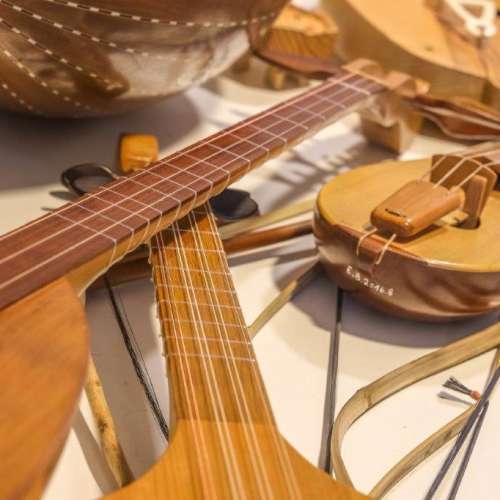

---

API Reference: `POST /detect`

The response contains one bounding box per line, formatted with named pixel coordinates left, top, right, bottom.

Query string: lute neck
left=150, top=203, right=301, bottom=498
left=141, top=203, right=367, bottom=499
left=0, top=67, right=385, bottom=310
left=151, top=204, right=270, bottom=423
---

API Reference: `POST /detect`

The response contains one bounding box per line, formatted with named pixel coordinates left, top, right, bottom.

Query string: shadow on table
left=0, top=93, right=199, bottom=193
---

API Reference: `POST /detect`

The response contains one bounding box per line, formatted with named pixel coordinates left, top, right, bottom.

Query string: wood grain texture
left=89, top=219, right=313, bottom=290
left=0, top=278, right=89, bottom=499
left=0, top=78, right=385, bottom=497
left=0, top=0, right=287, bottom=116
left=0, top=70, right=384, bottom=312
left=85, top=357, right=133, bottom=488
left=324, top=0, right=500, bottom=107
left=314, top=155, right=500, bottom=320
left=105, top=204, right=367, bottom=499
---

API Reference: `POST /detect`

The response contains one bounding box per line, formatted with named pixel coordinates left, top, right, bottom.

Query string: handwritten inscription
left=346, top=265, right=394, bottom=297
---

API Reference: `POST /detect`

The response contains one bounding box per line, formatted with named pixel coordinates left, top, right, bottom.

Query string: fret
left=53, top=212, right=123, bottom=262
left=156, top=265, right=234, bottom=291
left=165, top=334, right=254, bottom=358
left=313, top=89, right=361, bottom=114
left=154, top=265, right=233, bottom=277
left=166, top=352, right=256, bottom=364
left=152, top=245, right=225, bottom=254
left=272, top=112, right=310, bottom=134
left=0, top=69, right=387, bottom=310
left=154, top=227, right=221, bottom=237
left=0, top=225, right=111, bottom=298
left=153, top=201, right=276, bottom=427
left=223, top=134, right=273, bottom=159
left=192, top=143, right=253, bottom=170
left=161, top=317, right=244, bottom=329
left=4, top=188, right=159, bottom=267
left=167, top=154, right=230, bottom=192
left=91, top=184, right=169, bottom=230
left=237, top=129, right=288, bottom=157
left=156, top=284, right=237, bottom=305
left=158, top=299, right=242, bottom=311
left=166, top=352, right=263, bottom=422
left=164, top=335, right=251, bottom=346
left=0, top=212, right=71, bottom=261
left=159, top=298, right=244, bottom=326
left=337, top=78, right=372, bottom=95
left=279, top=103, right=327, bottom=127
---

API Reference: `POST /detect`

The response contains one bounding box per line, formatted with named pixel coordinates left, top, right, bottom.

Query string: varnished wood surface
left=106, top=204, right=367, bottom=499
left=0, top=70, right=386, bottom=498
left=0, top=69, right=384, bottom=312
left=324, top=0, right=500, bottom=107
left=89, top=219, right=313, bottom=289
left=0, top=0, right=287, bottom=116
left=0, top=278, right=89, bottom=499
left=317, top=158, right=500, bottom=269
left=314, top=156, right=500, bottom=319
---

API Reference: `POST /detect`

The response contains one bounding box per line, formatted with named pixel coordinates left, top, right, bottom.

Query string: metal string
left=162, top=222, right=247, bottom=498
left=0, top=71, right=379, bottom=246
left=103, top=275, right=169, bottom=441
left=202, top=205, right=302, bottom=498
left=153, top=231, right=218, bottom=496
left=186, top=206, right=274, bottom=498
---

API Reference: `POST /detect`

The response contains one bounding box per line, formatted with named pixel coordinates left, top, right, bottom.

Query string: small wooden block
left=370, top=179, right=465, bottom=237
left=120, top=134, right=159, bottom=173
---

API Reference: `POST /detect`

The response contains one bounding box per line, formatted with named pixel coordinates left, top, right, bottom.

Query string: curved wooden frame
left=330, top=321, right=500, bottom=496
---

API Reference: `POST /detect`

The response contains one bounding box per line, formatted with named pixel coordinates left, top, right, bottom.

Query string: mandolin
left=0, top=0, right=287, bottom=116
left=314, top=142, right=500, bottom=321
left=0, top=58, right=402, bottom=498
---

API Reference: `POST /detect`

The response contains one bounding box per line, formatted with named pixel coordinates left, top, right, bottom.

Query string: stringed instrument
left=0, top=0, right=287, bottom=116
left=0, top=59, right=403, bottom=498
left=121, top=202, right=366, bottom=499
left=323, top=0, right=500, bottom=107
left=314, top=142, right=500, bottom=321
left=252, top=36, right=500, bottom=153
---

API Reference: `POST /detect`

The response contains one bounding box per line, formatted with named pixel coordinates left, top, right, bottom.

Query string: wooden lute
left=323, top=0, right=500, bottom=107
left=0, top=59, right=398, bottom=498
left=112, top=202, right=366, bottom=499
left=314, top=142, right=500, bottom=321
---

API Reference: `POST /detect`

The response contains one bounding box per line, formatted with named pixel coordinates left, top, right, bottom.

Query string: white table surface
left=1, top=71, right=499, bottom=500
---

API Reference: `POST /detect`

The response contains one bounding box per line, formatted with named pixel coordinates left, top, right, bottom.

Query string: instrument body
left=314, top=157, right=500, bottom=321
left=0, top=0, right=286, bottom=116
left=0, top=64, right=386, bottom=497
left=323, top=0, right=500, bottom=107
left=108, top=204, right=365, bottom=499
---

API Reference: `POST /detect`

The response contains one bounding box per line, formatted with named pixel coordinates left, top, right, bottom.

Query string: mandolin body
left=314, top=159, right=500, bottom=321
left=0, top=0, right=286, bottom=117
left=322, top=0, right=500, bottom=108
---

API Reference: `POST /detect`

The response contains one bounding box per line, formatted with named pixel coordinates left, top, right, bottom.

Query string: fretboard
left=150, top=204, right=303, bottom=498
left=0, top=68, right=385, bottom=310
left=151, top=204, right=269, bottom=422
